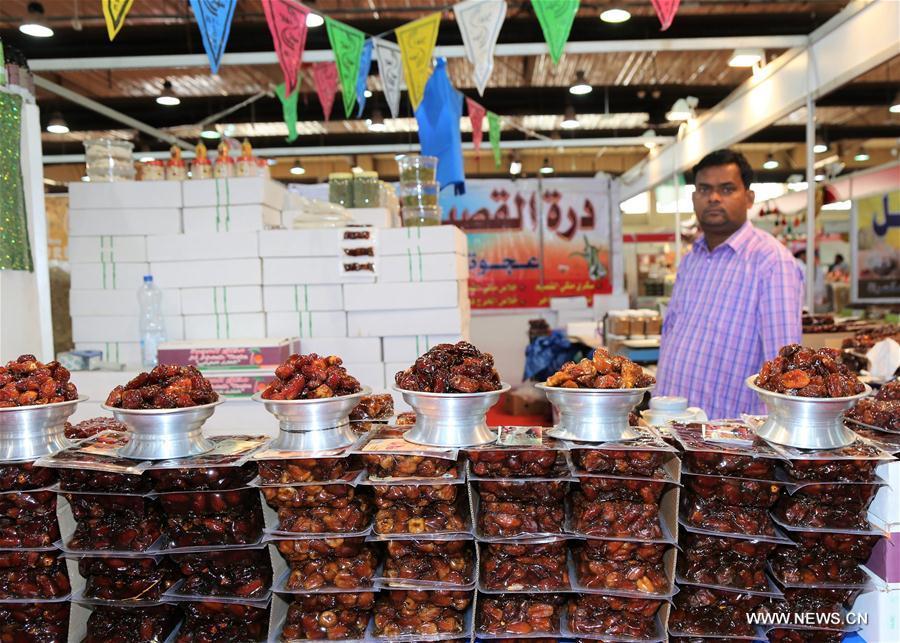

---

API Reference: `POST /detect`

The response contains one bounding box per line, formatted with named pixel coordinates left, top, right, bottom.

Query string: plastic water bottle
left=138, top=275, right=166, bottom=368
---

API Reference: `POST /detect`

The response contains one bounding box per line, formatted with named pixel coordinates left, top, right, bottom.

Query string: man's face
left=692, top=163, right=754, bottom=237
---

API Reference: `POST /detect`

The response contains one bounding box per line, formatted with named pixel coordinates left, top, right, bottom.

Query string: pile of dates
left=682, top=495, right=775, bottom=537
left=282, top=592, right=374, bottom=640
left=150, top=461, right=257, bottom=492
left=373, top=589, right=472, bottom=637
left=395, top=341, right=501, bottom=393
left=0, top=602, right=69, bottom=641
left=754, top=344, right=864, bottom=398
left=477, top=593, right=564, bottom=635
left=65, top=416, right=127, bottom=440
left=84, top=604, right=181, bottom=643
left=545, top=347, right=655, bottom=389
left=567, top=594, right=663, bottom=638
left=262, top=353, right=360, bottom=400
left=0, top=550, right=70, bottom=600
left=80, top=556, right=177, bottom=601
left=0, top=354, right=77, bottom=407
left=67, top=495, right=163, bottom=552
left=259, top=457, right=351, bottom=485
left=276, top=537, right=378, bottom=591
left=678, top=533, right=775, bottom=592
left=571, top=492, right=662, bottom=539
left=373, top=487, right=466, bottom=535
left=0, top=461, right=56, bottom=491
left=468, top=447, right=561, bottom=478
left=571, top=446, right=668, bottom=478
left=164, top=498, right=264, bottom=548
left=782, top=443, right=882, bottom=482
left=477, top=480, right=564, bottom=537
left=574, top=539, right=669, bottom=594
left=173, top=549, right=272, bottom=598
left=105, top=365, right=218, bottom=409
left=846, top=397, right=900, bottom=431
left=0, top=488, right=59, bottom=548
left=350, top=393, right=394, bottom=421
left=770, top=545, right=867, bottom=586
left=876, top=381, right=900, bottom=401
left=669, top=586, right=763, bottom=637
left=481, top=541, right=569, bottom=591
left=175, top=601, right=269, bottom=643
left=384, top=539, right=474, bottom=586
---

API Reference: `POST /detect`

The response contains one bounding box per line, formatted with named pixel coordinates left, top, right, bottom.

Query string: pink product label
left=866, top=536, right=900, bottom=584
left=157, top=345, right=291, bottom=368
left=207, top=374, right=271, bottom=397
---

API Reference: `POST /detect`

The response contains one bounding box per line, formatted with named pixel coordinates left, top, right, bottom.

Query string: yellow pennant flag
left=102, top=0, right=135, bottom=41
left=395, top=12, right=441, bottom=112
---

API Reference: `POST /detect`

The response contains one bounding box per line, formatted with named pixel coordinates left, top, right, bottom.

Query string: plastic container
left=191, top=158, right=212, bottom=180
left=629, top=312, right=646, bottom=338
left=83, top=138, right=135, bottom=182
left=141, top=160, right=165, bottom=181
left=645, top=312, right=662, bottom=336
left=137, top=275, right=166, bottom=368
left=397, top=155, right=438, bottom=185
left=401, top=206, right=442, bottom=227
left=353, top=172, right=380, bottom=207
left=607, top=311, right=631, bottom=337
left=399, top=182, right=439, bottom=207
left=329, top=172, right=353, bottom=207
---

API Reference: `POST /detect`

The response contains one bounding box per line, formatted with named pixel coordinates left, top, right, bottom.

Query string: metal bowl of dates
left=103, top=399, right=222, bottom=460
left=394, top=383, right=510, bottom=447
left=0, top=395, right=85, bottom=461
left=253, top=387, right=371, bottom=451
left=536, top=384, right=650, bottom=443
left=746, top=375, right=870, bottom=449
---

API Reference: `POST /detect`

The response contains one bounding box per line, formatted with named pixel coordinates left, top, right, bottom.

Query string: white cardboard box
left=266, top=311, right=348, bottom=338
left=74, top=342, right=141, bottom=366
left=69, top=236, right=148, bottom=264
left=258, top=229, right=342, bottom=257
left=342, top=361, right=386, bottom=391
left=182, top=177, right=286, bottom=209
left=180, top=286, right=263, bottom=314
left=263, top=285, right=343, bottom=312
left=69, top=208, right=182, bottom=237
left=150, top=258, right=261, bottom=289
left=348, top=305, right=469, bottom=337
left=296, top=338, right=382, bottom=362
left=182, top=205, right=281, bottom=234
left=69, top=180, right=183, bottom=210
left=72, top=315, right=184, bottom=343
left=343, top=281, right=464, bottom=311
left=262, top=258, right=343, bottom=285
left=70, top=288, right=181, bottom=317
left=147, top=232, right=259, bottom=262
left=183, top=313, right=267, bottom=340
left=70, top=262, right=150, bottom=291
left=378, top=253, right=468, bottom=282
left=380, top=226, right=466, bottom=256
left=382, top=335, right=467, bottom=362
left=349, top=207, right=394, bottom=228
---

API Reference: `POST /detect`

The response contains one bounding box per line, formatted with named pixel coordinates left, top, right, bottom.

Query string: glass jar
left=352, top=171, right=380, bottom=207
left=191, top=159, right=212, bottom=180
left=401, top=205, right=442, bottom=227
left=397, top=155, right=438, bottom=186
left=166, top=160, right=186, bottom=181
left=329, top=172, right=353, bottom=207
left=399, top=181, right=439, bottom=207
left=141, top=160, right=165, bottom=181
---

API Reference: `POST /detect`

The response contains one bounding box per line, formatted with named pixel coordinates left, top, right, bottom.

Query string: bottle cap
left=143, top=275, right=153, bottom=283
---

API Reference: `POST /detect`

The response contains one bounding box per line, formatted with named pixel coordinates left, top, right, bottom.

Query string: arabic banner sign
left=440, top=178, right=615, bottom=309
left=852, top=189, right=900, bottom=303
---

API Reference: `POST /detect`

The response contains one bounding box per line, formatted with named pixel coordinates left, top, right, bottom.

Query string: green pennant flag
left=487, top=111, right=502, bottom=168
left=326, top=17, right=366, bottom=118
left=274, top=80, right=300, bottom=142
left=531, top=0, right=580, bottom=64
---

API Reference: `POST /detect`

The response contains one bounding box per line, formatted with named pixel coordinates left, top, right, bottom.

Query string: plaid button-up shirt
left=655, top=221, right=804, bottom=419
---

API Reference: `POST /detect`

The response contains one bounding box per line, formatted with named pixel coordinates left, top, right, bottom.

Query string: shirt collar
left=697, top=221, right=755, bottom=256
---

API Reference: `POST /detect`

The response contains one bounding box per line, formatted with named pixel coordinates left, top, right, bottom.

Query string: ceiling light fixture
left=509, top=154, right=522, bottom=175
left=666, top=97, right=697, bottom=122
left=561, top=106, right=580, bottom=129
left=367, top=109, right=387, bottom=133
left=200, top=127, right=221, bottom=140
left=569, top=71, right=592, bottom=96
left=641, top=129, right=657, bottom=150
left=762, top=154, right=779, bottom=170
left=728, top=48, right=765, bottom=68
left=290, top=159, right=306, bottom=176
left=888, top=90, right=900, bottom=114
left=156, top=80, right=180, bottom=106
left=600, top=8, right=631, bottom=23
left=854, top=148, right=870, bottom=162
left=306, top=13, right=324, bottom=28
left=46, top=113, right=69, bottom=134
left=364, top=89, right=373, bottom=98
left=20, top=2, right=54, bottom=38
left=813, top=137, right=828, bottom=154
left=540, top=158, right=554, bottom=175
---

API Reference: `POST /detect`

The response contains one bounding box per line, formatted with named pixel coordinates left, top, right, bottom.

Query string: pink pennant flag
left=651, top=0, right=681, bottom=31
left=262, top=0, right=310, bottom=95
left=467, top=97, right=486, bottom=152
left=312, top=61, right=339, bottom=121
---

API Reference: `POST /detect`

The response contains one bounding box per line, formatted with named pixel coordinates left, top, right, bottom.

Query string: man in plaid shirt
left=655, top=149, right=804, bottom=419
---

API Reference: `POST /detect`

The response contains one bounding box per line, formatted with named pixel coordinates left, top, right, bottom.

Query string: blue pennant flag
left=190, top=0, right=238, bottom=74
left=415, top=58, right=466, bottom=196
left=356, top=39, right=374, bottom=117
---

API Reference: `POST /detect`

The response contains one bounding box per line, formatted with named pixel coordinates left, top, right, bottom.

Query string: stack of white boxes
left=67, top=178, right=470, bottom=402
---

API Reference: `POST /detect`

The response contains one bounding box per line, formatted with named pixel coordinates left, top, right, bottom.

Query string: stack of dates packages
left=467, top=428, right=571, bottom=641
left=667, top=421, right=789, bottom=642
left=360, top=425, right=475, bottom=641
left=566, top=427, right=681, bottom=642
left=257, top=425, right=377, bottom=642
left=149, top=435, right=270, bottom=643
left=764, top=438, right=892, bottom=643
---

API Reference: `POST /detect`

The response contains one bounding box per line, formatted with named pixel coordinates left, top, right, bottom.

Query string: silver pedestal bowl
left=394, top=384, right=510, bottom=447
left=103, top=399, right=222, bottom=460
left=253, top=387, right=370, bottom=452
left=537, top=384, right=651, bottom=442
left=0, top=396, right=85, bottom=461
left=745, top=375, right=870, bottom=449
